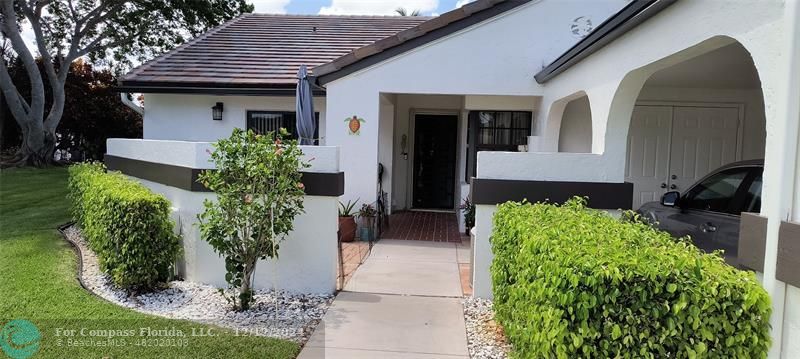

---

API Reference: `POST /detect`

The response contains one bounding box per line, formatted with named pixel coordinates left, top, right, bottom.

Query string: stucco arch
left=603, top=35, right=767, bottom=162
left=541, top=91, right=589, bottom=152
left=558, top=94, right=593, bottom=153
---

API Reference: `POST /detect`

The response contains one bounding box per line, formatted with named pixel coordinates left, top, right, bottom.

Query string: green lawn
left=0, top=167, right=299, bottom=359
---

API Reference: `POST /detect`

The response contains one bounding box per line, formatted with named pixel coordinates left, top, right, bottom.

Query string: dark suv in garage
left=636, top=160, right=764, bottom=267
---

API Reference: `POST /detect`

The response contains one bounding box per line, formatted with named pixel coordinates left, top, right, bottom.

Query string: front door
left=412, top=114, right=458, bottom=209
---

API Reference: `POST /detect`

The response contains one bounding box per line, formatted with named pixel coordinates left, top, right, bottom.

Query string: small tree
left=198, top=128, right=308, bottom=311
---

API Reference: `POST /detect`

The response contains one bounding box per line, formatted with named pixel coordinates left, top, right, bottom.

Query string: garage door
left=626, top=105, right=741, bottom=209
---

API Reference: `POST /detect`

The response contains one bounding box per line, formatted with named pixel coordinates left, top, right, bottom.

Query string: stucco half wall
left=106, top=139, right=341, bottom=294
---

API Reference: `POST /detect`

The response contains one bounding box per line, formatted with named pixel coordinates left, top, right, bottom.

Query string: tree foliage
left=394, top=7, right=421, bottom=16
left=198, top=128, right=309, bottom=311
left=0, top=0, right=252, bottom=167
left=1, top=57, right=142, bottom=159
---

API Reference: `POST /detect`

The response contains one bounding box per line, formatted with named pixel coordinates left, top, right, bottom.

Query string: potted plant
left=358, top=203, right=377, bottom=242
left=459, top=197, right=475, bottom=235
left=338, top=200, right=358, bottom=242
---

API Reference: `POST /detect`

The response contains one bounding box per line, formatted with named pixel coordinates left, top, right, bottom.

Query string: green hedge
left=68, top=162, right=180, bottom=290
left=491, top=198, right=771, bottom=359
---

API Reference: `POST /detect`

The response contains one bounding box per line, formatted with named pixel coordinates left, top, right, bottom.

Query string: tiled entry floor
left=380, top=211, right=466, bottom=243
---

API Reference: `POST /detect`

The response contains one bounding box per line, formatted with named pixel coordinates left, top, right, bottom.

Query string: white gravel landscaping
left=462, top=297, right=512, bottom=359
left=63, top=225, right=332, bottom=343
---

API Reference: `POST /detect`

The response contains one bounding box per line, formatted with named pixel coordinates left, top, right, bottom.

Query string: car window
left=742, top=171, right=763, bottom=213
left=682, top=167, right=750, bottom=213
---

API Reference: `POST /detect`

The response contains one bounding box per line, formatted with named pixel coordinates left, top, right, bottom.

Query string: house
left=117, top=0, right=628, bottom=227
left=111, top=0, right=799, bottom=357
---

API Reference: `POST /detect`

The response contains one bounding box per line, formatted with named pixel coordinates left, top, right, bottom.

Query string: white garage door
left=626, top=104, right=741, bottom=209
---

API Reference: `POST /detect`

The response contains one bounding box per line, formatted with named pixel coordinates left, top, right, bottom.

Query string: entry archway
left=619, top=40, right=765, bottom=209
left=557, top=94, right=592, bottom=153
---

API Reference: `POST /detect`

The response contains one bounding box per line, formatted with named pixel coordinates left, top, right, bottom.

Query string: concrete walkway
left=299, top=239, right=470, bottom=358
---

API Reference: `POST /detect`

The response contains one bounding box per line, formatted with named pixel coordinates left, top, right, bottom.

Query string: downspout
left=120, top=92, right=144, bottom=116
left=764, top=0, right=800, bottom=357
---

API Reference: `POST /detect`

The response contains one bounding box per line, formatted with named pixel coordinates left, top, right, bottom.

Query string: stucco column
left=325, top=83, right=380, bottom=205
left=760, top=1, right=800, bottom=357
left=471, top=204, right=497, bottom=299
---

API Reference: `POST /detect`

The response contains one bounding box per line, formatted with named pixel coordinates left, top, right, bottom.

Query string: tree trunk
left=1, top=118, right=56, bottom=167
left=238, top=262, right=257, bottom=311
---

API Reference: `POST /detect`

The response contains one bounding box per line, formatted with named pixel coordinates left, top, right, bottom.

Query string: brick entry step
left=380, top=211, right=466, bottom=243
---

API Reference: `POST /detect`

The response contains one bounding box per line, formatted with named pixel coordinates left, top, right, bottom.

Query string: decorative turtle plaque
left=345, top=115, right=365, bottom=135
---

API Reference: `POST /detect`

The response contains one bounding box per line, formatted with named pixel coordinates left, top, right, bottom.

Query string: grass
left=0, top=167, right=300, bottom=359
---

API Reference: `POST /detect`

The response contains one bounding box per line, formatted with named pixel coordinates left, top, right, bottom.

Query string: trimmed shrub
left=68, top=162, right=180, bottom=291
left=491, top=198, right=771, bottom=359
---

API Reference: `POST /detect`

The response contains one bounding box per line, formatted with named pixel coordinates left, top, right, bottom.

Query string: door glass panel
left=682, top=168, right=750, bottom=213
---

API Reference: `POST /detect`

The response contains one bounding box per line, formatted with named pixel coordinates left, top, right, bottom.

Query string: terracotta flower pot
left=338, top=216, right=357, bottom=242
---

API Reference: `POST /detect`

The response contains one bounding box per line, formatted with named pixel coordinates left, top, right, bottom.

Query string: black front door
left=412, top=114, right=458, bottom=209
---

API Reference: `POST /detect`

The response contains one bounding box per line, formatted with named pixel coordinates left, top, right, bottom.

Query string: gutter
left=120, top=93, right=144, bottom=116
left=114, top=85, right=326, bottom=97
left=534, top=0, right=677, bottom=83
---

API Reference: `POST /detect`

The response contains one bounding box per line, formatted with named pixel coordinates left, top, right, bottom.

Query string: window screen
left=466, top=111, right=532, bottom=181
left=246, top=111, right=319, bottom=142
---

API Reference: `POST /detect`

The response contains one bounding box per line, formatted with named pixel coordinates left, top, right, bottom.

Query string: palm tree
left=395, top=7, right=421, bottom=16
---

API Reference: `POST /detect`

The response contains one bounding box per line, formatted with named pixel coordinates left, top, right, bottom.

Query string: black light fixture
left=212, top=102, right=224, bottom=121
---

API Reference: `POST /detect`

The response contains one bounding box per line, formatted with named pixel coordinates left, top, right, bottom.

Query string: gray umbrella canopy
left=296, top=65, right=316, bottom=145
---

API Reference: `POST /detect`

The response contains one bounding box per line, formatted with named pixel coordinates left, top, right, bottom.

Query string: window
left=246, top=111, right=319, bottom=142
left=466, top=111, right=531, bottom=181
left=682, top=167, right=750, bottom=214
left=741, top=171, right=762, bottom=214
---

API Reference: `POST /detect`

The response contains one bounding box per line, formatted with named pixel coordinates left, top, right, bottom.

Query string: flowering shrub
left=198, top=128, right=308, bottom=310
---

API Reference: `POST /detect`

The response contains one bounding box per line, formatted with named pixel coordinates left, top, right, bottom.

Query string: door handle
left=660, top=183, right=667, bottom=189
left=700, top=222, right=717, bottom=233
left=670, top=184, right=677, bottom=190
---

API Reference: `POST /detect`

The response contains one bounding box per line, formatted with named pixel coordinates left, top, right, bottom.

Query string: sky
left=19, top=0, right=473, bottom=51
left=250, top=0, right=476, bottom=16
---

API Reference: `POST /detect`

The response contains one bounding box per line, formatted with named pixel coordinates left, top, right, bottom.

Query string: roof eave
left=533, top=0, right=677, bottom=84
left=115, top=82, right=326, bottom=97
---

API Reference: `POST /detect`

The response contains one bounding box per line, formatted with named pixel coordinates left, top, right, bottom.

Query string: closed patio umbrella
left=296, top=65, right=316, bottom=145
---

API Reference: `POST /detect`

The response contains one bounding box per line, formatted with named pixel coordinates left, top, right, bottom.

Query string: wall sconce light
left=212, top=102, right=224, bottom=121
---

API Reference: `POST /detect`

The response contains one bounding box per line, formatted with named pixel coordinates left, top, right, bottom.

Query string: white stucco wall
left=106, top=139, right=340, bottom=294
left=558, top=95, right=592, bottom=153
left=143, top=94, right=327, bottom=143
left=325, top=0, right=627, bottom=203
left=378, top=94, right=395, bottom=212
